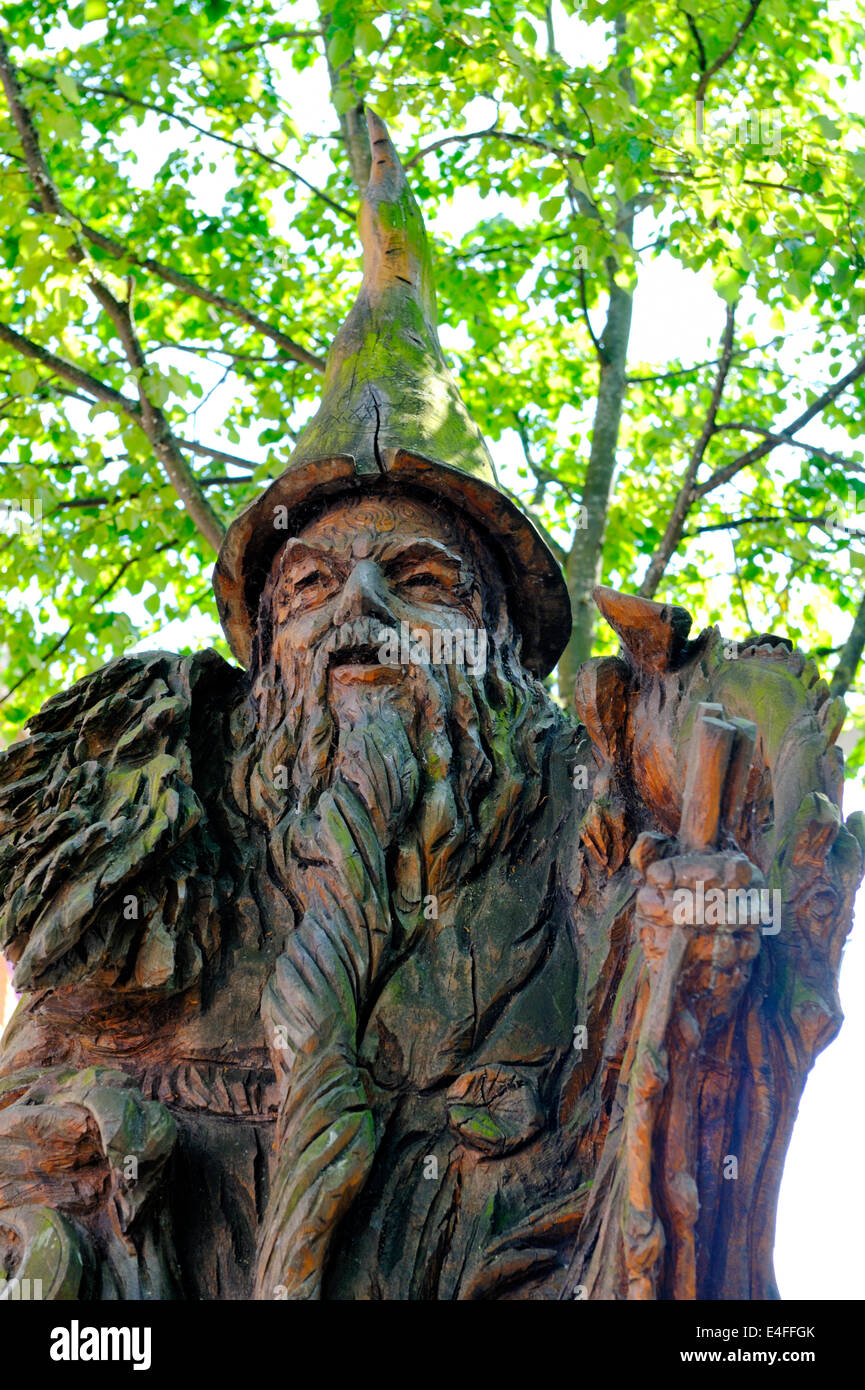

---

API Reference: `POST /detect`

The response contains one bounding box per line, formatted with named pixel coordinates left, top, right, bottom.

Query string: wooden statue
left=0, top=112, right=861, bottom=1302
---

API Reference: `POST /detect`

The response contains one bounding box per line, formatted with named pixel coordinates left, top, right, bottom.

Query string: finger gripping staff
left=679, top=703, right=756, bottom=854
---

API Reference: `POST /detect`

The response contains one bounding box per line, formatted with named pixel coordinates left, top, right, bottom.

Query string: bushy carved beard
left=248, top=612, right=556, bottom=908
left=241, top=608, right=561, bottom=1299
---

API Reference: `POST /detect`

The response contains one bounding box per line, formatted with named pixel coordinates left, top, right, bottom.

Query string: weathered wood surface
left=566, top=588, right=862, bottom=1299
left=1, top=112, right=862, bottom=1301
left=0, top=520, right=861, bottom=1300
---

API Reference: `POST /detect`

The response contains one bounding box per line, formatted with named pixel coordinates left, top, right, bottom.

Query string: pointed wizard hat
left=213, top=110, right=572, bottom=677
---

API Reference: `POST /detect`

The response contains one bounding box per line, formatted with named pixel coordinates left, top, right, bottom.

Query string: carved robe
left=1, top=604, right=858, bottom=1300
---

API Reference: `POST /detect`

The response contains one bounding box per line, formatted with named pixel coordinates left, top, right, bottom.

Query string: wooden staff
left=623, top=701, right=756, bottom=1299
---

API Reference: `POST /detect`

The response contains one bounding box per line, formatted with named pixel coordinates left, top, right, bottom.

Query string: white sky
left=2, top=0, right=863, bottom=1299
left=775, top=760, right=864, bottom=1298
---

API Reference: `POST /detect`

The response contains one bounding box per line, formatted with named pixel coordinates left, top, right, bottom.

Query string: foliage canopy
left=0, top=0, right=863, bottom=764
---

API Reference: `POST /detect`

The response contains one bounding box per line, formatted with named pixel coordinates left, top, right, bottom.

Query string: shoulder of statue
left=0, top=647, right=245, bottom=997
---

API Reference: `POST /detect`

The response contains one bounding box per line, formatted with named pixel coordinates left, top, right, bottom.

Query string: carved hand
left=632, top=838, right=763, bottom=1019
left=0, top=1073, right=105, bottom=1214
left=628, top=697, right=768, bottom=1025
left=0, top=1066, right=178, bottom=1299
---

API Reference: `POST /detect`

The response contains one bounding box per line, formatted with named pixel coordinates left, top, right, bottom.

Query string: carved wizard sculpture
left=0, top=113, right=861, bottom=1302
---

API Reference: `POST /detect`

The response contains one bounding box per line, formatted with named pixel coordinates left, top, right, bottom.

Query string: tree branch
left=0, top=322, right=264, bottom=479
left=0, top=322, right=140, bottom=415
left=33, top=69, right=354, bottom=223
left=75, top=219, right=326, bottom=371
left=729, top=531, right=754, bottom=629
left=678, top=3, right=707, bottom=71
left=557, top=14, right=637, bottom=699
left=695, top=0, right=764, bottom=104
left=181, top=441, right=258, bottom=471
left=830, top=588, right=865, bottom=697
left=223, top=27, right=319, bottom=55
left=514, top=416, right=581, bottom=508
left=1, top=87, right=325, bottom=371
left=649, top=167, right=804, bottom=196
left=0, top=39, right=225, bottom=551
left=627, top=340, right=778, bottom=385
left=639, top=302, right=737, bottom=597
left=709, top=423, right=857, bottom=471
left=0, top=540, right=177, bottom=709
left=405, top=123, right=583, bottom=170
left=578, top=265, right=606, bottom=364
left=197, top=475, right=257, bottom=487
left=696, top=352, right=865, bottom=498
left=451, top=229, right=574, bottom=263
left=687, top=511, right=840, bottom=536
left=152, top=341, right=293, bottom=367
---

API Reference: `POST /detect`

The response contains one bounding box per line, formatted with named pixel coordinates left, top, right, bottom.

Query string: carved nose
left=332, top=559, right=395, bottom=626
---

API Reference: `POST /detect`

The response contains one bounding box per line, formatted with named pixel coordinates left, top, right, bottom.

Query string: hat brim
left=212, top=447, right=572, bottom=678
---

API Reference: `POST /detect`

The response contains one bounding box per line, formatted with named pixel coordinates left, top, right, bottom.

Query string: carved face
left=248, top=487, right=550, bottom=862
left=245, top=486, right=561, bottom=1130
left=266, top=493, right=499, bottom=694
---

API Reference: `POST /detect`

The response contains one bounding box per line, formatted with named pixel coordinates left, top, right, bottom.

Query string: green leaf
left=327, top=29, right=354, bottom=69
left=713, top=268, right=743, bottom=304
left=331, top=85, right=358, bottom=115
left=539, top=197, right=563, bottom=221
left=56, top=71, right=81, bottom=106
left=10, top=367, right=38, bottom=393
left=813, top=115, right=841, bottom=141
left=70, top=554, right=99, bottom=585
left=354, top=21, right=381, bottom=56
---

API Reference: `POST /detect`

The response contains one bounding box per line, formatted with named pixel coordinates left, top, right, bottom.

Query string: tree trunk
left=830, top=586, right=865, bottom=697
left=320, top=6, right=371, bottom=194
left=557, top=271, right=633, bottom=704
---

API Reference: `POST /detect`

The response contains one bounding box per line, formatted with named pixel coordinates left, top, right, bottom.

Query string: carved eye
left=402, top=571, right=440, bottom=589
left=381, top=548, right=467, bottom=608
left=394, top=560, right=461, bottom=602
left=295, top=570, right=325, bottom=592
left=287, top=564, right=336, bottom=611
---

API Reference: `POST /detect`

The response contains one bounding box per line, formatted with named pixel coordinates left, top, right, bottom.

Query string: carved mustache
left=308, top=618, right=402, bottom=670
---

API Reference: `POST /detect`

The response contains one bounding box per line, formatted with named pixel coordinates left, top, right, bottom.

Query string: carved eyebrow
left=379, top=539, right=465, bottom=571
left=278, top=541, right=343, bottom=577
